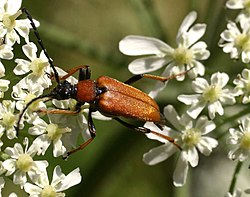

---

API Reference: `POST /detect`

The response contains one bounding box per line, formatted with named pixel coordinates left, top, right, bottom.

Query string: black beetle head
left=50, top=81, right=77, bottom=100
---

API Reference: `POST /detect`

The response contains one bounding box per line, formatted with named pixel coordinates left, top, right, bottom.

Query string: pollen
left=234, top=33, right=250, bottom=52
left=2, top=10, right=22, bottom=30
left=240, top=132, right=250, bottom=150
left=182, top=128, right=201, bottom=147
left=2, top=112, right=16, bottom=129
left=16, top=154, right=34, bottom=172
left=30, top=58, right=47, bottom=76
left=244, top=0, right=250, bottom=13
left=46, top=123, right=70, bottom=141
left=41, top=185, right=57, bottom=197
left=202, top=85, right=222, bottom=103
left=46, top=123, right=61, bottom=141
left=172, top=47, right=193, bottom=66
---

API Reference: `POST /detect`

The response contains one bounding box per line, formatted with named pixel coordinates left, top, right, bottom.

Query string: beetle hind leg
left=113, top=118, right=182, bottom=150
left=63, top=108, right=96, bottom=158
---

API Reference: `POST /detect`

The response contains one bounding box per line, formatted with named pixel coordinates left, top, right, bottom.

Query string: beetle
left=17, top=8, right=183, bottom=157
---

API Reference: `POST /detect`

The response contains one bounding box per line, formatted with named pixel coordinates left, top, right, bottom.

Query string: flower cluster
left=118, top=1, right=250, bottom=195
left=0, top=0, right=84, bottom=196
left=2, top=0, right=250, bottom=196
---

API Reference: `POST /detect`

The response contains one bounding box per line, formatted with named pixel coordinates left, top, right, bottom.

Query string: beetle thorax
left=77, top=80, right=98, bottom=103
left=51, top=81, right=77, bottom=100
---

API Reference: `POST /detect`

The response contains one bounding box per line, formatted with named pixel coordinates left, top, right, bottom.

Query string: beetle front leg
left=60, top=65, right=91, bottom=80
left=64, top=108, right=96, bottom=158
left=114, top=118, right=182, bottom=150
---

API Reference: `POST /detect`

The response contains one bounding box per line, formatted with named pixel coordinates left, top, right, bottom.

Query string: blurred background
left=5, top=0, right=250, bottom=196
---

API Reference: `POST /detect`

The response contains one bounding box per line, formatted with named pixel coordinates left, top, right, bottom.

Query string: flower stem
left=129, top=0, right=166, bottom=41
left=228, top=161, right=243, bottom=194
left=216, top=106, right=250, bottom=139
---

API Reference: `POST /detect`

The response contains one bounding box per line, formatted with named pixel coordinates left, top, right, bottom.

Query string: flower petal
left=173, top=152, right=189, bottom=187
left=119, top=35, right=172, bottom=56
left=128, top=56, right=169, bottom=74
left=143, top=144, right=176, bottom=165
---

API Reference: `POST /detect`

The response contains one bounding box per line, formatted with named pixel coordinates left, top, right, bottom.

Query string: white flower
left=0, top=0, right=30, bottom=46
left=225, top=188, right=242, bottom=197
left=24, top=165, right=81, bottom=196
left=219, top=21, right=250, bottom=63
left=0, top=100, right=18, bottom=140
left=0, top=79, right=10, bottom=98
left=178, top=72, right=236, bottom=119
left=2, top=138, right=48, bottom=187
left=14, top=42, right=51, bottom=89
left=227, top=117, right=250, bottom=161
left=28, top=117, right=72, bottom=157
left=0, top=44, right=14, bottom=77
left=226, top=0, right=250, bottom=25
left=233, top=68, right=250, bottom=103
left=119, top=11, right=209, bottom=81
left=143, top=105, right=218, bottom=186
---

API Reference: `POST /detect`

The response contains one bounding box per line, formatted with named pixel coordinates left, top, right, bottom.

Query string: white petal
left=187, top=100, right=206, bottom=119
left=191, top=41, right=210, bottom=60
left=13, top=170, right=27, bottom=186
left=24, top=182, right=42, bottom=195
left=128, top=56, right=169, bottom=74
left=164, top=105, right=183, bottom=131
left=192, top=77, right=209, bottom=93
left=177, top=11, right=197, bottom=39
left=179, top=24, right=206, bottom=47
left=208, top=101, right=224, bottom=119
left=187, top=148, right=199, bottom=167
left=119, top=35, right=172, bottom=55
left=2, top=159, right=16, bottom=175
left=22, top=42, right=38, bottom=61
left=53, top=138, right=66, bottom=157
left=13, top=59, right=31, bottom=75
left=58, top=167, right=82, bottom=191
left=5, top=0, right=22, bottom=14
left=143, top=144, right=177, bottom=165
left=173, top=152, right=189, bottom=187
left=220, top=91, right=236, bottom=105
left=15, top=20, right=30, bottom=43
left=196, top=116, right=216, bottom=135
left=211, top=72, right=229, bottom=87
left=177, top=94, right=200, bottom=105
left=197, top=137, right=218, bottom=156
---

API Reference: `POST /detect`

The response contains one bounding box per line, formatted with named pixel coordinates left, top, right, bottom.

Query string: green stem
left=228, top=161, right=243, bottom=194
left=129, top=0, right=166, bottom=41
left=216, top=106, right=250, bottom=139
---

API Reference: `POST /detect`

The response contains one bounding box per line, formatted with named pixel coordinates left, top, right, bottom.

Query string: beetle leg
left=59, top=65, right=91, bottom=80
left=36, top=101, right=83, bottom=114
left=113, top=118, right=182, bottom=150
left=37, top=108, right=80, bottom=114
left=64, top=108, right=96, bottom=158
left=124, top=68, right=193, bottom=84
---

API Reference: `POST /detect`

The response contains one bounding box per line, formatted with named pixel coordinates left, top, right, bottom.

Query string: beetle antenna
left=21, top=8, right=60, bottom=84
left=15, top=94, right=53, bottom=135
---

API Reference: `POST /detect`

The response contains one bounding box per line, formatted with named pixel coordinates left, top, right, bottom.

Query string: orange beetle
left=17, top=8, right=182, bottom=157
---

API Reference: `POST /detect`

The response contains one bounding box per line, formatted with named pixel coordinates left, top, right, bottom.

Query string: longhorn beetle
left=17, top=8, right=185, bottom=157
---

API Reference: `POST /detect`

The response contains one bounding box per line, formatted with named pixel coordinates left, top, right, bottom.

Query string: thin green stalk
left=216, top=106, right=250, bottom=139
left=129, top=0, right=166, bottom=41
left=228, top=161, right=243, bottom=194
